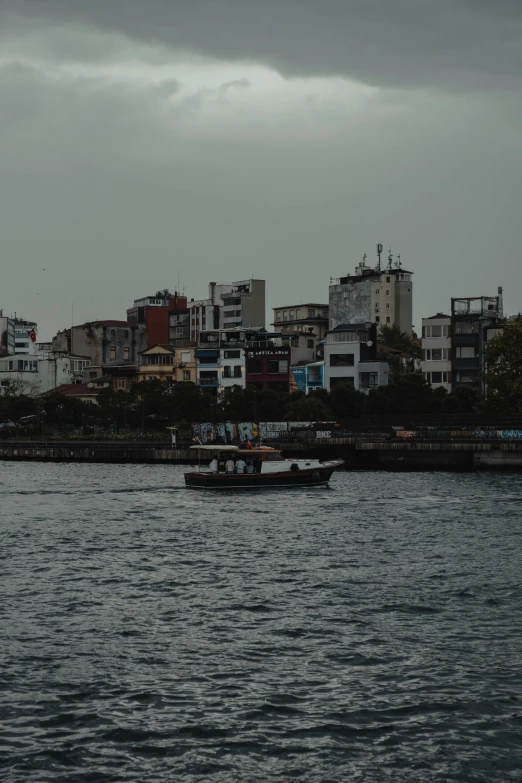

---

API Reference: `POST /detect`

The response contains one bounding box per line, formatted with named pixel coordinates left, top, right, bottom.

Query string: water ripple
left=1, top=462, right=522, bottom=781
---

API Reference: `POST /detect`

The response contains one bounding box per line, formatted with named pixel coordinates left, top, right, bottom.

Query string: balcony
left=199, top=377, right=219, bottom=387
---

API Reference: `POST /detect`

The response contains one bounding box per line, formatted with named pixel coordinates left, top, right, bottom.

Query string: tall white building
left=329, top=253, right=413, bottom=335
left=421, top=313, right=452, bottom=392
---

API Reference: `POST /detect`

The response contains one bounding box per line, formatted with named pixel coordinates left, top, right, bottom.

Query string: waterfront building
left=52, top=321, right=147, bottom=367
left=451, top=290, right=504, bottom=393
left=13, top=318, right=38, bottom=355
left=137, top=344, right=197, bottom=385
left=189, top=279, right=266, bottom=341
left=127, top=291, right=188, bottom=347
left=291, top=361, right=325, bottom=394
left=0, top=311, right=16, bottom=357
left=0, top=351, right=90, bottom=394
left=323, top=323, right=389, bottom=393
left=83, top=364, right=138, bottom=392
left=329, top=251, right=413, bottom=335
left=421, top=313, right=452, bottom=392
left=272, top=304, right=329, bottom=340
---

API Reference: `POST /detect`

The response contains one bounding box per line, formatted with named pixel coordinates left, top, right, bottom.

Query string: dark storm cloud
left=4, top=0, right=522, bottom=90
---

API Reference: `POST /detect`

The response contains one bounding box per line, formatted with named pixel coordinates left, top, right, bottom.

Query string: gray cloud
left=3, top=0, right=522, bottom=90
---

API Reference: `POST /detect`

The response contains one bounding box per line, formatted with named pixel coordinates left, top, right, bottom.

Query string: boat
left=184, top=445, right=344, bottom=490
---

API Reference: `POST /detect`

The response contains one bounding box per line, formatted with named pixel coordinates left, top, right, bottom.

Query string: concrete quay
left=1, top=436, right=522, bottom=470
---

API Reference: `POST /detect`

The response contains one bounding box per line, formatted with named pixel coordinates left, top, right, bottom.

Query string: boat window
left=265, top=452, right=282, bottom=460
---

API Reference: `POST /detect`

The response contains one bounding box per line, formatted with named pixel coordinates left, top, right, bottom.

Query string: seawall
left=2, top=438, right=522, bottom=470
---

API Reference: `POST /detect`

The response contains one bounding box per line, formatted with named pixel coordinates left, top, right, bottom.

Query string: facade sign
left=291, top=367, right=307, bottom=393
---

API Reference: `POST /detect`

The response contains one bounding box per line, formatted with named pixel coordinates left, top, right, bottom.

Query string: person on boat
left=235, top=456, right=246, bottom=474
left=218, top=455, right=226, bottom=473
left=225, top=457, right=236, bottom=474
left=209, top=457, right=218, bottom=473
left=246, top=459, right=254, bottom=474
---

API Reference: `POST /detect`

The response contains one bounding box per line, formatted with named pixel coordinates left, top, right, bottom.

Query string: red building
left=127, top=291, right=187, bottom=348
left=245, top=345, right=290, bottom=392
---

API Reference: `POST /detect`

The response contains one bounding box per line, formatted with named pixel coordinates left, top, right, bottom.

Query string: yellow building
left=138, top=344, right=196, bottom=385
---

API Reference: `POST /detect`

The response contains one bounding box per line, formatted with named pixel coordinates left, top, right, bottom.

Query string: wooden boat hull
left=184, top=463, right=342, bottom=490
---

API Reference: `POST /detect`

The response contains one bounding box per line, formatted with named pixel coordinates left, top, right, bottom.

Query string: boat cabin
left=189, top=445, right=284, bottom=474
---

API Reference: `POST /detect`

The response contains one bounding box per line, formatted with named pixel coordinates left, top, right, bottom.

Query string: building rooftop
left=273, top=303, right=328, bottom=310
left=423, top=313, right=451, bottom=320
left=43, top=383, right=100, bottom=398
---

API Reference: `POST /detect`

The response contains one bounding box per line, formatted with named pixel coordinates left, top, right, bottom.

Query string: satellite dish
left=367, top=340, right=373, bottom=347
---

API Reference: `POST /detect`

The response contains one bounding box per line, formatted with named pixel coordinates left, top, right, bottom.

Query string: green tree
left=282, top=393, right=334, bottom=422
left=378, top=324, right=420, bottom=357
left=484, top=316, right=522, bottom=411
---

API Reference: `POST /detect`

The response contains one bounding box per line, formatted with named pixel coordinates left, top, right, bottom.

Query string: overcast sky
left=1, top=1, right=521, bottom=339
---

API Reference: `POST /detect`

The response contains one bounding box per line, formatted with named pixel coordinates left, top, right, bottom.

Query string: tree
left=484, top=316, right=522, bottom=411
left=282, top=393, right=334, bottom=422
left=378, top=324, right=420, bottom=357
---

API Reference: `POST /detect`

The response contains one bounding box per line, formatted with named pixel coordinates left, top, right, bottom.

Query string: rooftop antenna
left=377, top=243, right=383, bottom=272
left=395, top=253, right=402, bottom=269
left=388, top=246, right=393, bottom=269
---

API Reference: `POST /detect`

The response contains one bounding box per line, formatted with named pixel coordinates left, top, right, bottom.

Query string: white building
left=421, top=313, right=452, bottom=392
left=189, top=279, right=266, bottom=340
left=0, top=351, right=91, bottom=394
left=14, top=318, right=38, bottom=355
left=329, top=253, right=413, bottom=335
left=324, top=323, right=389, bottom=393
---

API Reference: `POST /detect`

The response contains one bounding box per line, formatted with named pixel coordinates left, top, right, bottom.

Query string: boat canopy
left=189, top=445, right=240, bottom=451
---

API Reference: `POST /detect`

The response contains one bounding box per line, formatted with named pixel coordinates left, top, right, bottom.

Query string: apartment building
left=323, top=323, right=388, bottom=393
left=329, top=255, right=413, bottom=334
left=421, top=313, right=452, bottom=392
left=451, top=291, right=504, bottom=393
left=272, top=304, right=329, bottom=339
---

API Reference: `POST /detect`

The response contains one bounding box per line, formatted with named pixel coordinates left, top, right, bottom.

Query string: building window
left=425, top=325, right=449, bottom=338
left=456, top=346, right=476, bottom=359
left=110, top=329, right=115, bottom=338
left=375, top=303, right=380, bottom=312
left=386, top=290, right=390, bottom=296
left=386, top=317, right=391, bottom=323
left=283, top=311, right=288, bottom=320
left=375, top=316, right=380, bottom=322
left=224, top=350, right=241, bottom=359
left=308, top=309, right=315, bottom=318
left=359, top=372, right=378, bottom=389
left=386, top=276, right=390, bottom=283
left=289, top=310, right=295, bottom=320
left=90, top=371, right=97, bottom=379
left=426, top=348, right=448, bottom=361
left=428, top=371, right=448, bottom=384
left=223, top=366, right=231, bottom=378
left=386, top=304, right=390, bottom=309
left=307, top=339, right=314, bottom=349
left=276, top=312, right=282, bottom=321
left=267, top=360, right=279, bottom=373
left=233, top=366, right=242, bottom=378
left=375, top=289, right=380, bottom=295
left=183, top=370, right=191, bottom=381
left=330, top=353, right=355, bottom=367
left=124, top=330, right=129, bottom=339
left=247, top=358, right=264, bottom=374
left=123, top=347, right=129, bottom=360
left=115, top=379, right=125, bottom=390
left=454, top=322, right=477, bottom=335
left=110, top=347, right=116, bottom=360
